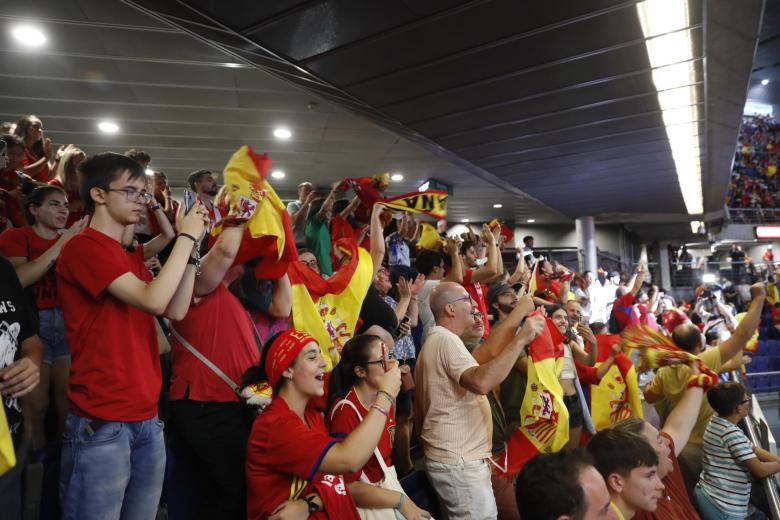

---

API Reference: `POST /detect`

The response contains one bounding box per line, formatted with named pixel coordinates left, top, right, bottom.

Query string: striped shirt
left=699, top=415, right=756, bottom=517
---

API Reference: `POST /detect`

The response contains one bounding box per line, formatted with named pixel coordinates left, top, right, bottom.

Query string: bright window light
left=271, top=170, right=285, bottom=179
left=273, top=128, right=291, bottom=140
left=755, top=226, right=780, bottom=239
left=390, top=173, right=404, bottom=181
left=11, top=25, right=46, bottom=48
left=97, top=121, right=119, bottom=133
left=493, top=203, right=503, bottom=208
left=637, top=0, right=702, bottom=215
left=690, top=220, right=703, bottom=234
left=744, top=100, right=773, bottom=116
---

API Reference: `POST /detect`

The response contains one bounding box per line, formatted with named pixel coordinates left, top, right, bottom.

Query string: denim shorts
left=39, top=307, right=70, bottom=365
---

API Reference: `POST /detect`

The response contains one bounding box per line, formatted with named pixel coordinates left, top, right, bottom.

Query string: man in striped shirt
left=696, top=382, right=780, bottom=519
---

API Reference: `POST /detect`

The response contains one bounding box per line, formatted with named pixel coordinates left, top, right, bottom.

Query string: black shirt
left=0, top=256, right=37, bottom=444
left=358, top=286, right=398, bottom=337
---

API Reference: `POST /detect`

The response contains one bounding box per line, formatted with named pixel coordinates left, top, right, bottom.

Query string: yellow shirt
left=645, top=347, right=722, bottom=444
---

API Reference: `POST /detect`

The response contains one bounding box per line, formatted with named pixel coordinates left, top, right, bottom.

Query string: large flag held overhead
left=381, top=190, right=448, bottom=219
left=417, top=222, right=446, bottom=251
left=504, top=312, right=569, bottom=476
left=586, top=334, right=643, bottom=431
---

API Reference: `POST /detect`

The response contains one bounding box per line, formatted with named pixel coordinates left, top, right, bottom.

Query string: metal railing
left=727, top=207, right=780, bottom=224
left=735, top=370, right=780, bottom=519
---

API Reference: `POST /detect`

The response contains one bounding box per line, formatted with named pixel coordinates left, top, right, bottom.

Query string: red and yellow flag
left=417, top=222, right=446, bottom=251
left=381, top=190, right=448, bottom=219
left=287, top=238, right=373, bottom=372
left=588, top=334, right=643, bottom=431
left=504, top=313, right=569, bottom=475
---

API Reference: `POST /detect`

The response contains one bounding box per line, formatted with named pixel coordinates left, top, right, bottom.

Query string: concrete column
left=658, top=241, right=672, bottom=290
left=576, top=216, right=597, bottom=273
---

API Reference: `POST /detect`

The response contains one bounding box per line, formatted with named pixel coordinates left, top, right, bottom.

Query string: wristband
left=395, top=493, right=405, bottom=510
left=150, top=204, right=162, bottom=211
left=376, top=389, right=395, bottom=406
left=371, top=403, right=389, bottom=418
left=179, top=232, right=198, bottom=244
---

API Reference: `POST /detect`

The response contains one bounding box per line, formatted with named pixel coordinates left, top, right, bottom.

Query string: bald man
left=414, top=282, right=544, bottom=519
left=644, top=282, right=766, bottom=496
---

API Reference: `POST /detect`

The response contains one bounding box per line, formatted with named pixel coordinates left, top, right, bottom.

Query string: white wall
left=511, top=224, right=626, bottom=256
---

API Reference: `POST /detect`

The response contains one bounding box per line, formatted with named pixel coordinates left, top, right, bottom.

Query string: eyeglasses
left=106, top=188, right=153, bottom=204
left=472, top=311, right=484, bottom=320
left=739, top=397, right=752, bottom=406
left=300, top=259, right=319, bottom=268
left=447, top=294, right=471, bottom=306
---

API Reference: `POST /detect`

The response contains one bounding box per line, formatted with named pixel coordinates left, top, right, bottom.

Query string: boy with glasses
left=57, top=152, right=208, bottom=519
left=695, top=382, right=780, bottom=519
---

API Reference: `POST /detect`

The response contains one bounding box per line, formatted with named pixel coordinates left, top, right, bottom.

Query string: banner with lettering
left=381, top=190, right=448, bottom=219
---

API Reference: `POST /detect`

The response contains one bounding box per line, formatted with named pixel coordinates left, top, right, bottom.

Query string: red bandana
left=266, top=329, right=317, bottom=387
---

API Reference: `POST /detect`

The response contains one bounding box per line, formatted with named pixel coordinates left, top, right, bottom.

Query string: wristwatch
left=304, top=495, right=321, bottom=514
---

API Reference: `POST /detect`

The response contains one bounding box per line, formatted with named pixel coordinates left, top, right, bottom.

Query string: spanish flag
left=504, top=313, right=569, bottom=475
left=211, top=145, right=295, bottom=279
left=417, top=222, right=446, bottom=251
left=382, top=190, right=448, bottom=219
left=287, top=238, right=373, bottom=372
left=587, top=334, right=643, bottom=431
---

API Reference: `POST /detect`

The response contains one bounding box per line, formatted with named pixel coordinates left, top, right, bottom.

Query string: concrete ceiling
left=0, top=0, right=770, bottom=237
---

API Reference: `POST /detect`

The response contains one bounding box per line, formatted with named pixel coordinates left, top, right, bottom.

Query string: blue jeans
left=694, top=484, right=744, bottom=520
left=60, top=414, right=165, bottom=520
left=38, top=307, right=70, bottom=364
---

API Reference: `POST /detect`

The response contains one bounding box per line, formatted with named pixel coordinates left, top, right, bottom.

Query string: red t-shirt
left=0, top=227, right=59, bottom=309
left=169, top=284, right=260, bottom=402
left=463, top=268, right=490, bottom=335
left=633, top=433, right=700, bottom=520
left=0, top=169, right=26, bottom=227
left=246, top=398, right=337, bottom=520
left=22, top=147, right=50, bottom=182
left=611, top=292, right=636, bottom=332
left=48, top=178, right=85, bottom=227
left=329, top=388, right=395, bottom=484
left=56, top=227, right=160, bottom=421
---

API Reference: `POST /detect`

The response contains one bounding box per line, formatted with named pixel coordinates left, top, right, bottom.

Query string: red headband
left=266, top=329, right=317, bottom=388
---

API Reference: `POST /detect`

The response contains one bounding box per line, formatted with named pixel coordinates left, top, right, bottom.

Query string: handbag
left=330, top=399, right=434, bottom=520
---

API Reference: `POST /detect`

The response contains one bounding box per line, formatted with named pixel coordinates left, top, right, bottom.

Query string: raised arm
left=469, top=225, right=498, bottom=283
left=193, top=224, right=245, bottom=297
left=718, top=283, right=766, bottom=363
left=460, top=313, right=544, bottom=395
left=11, top=217, right=88, bottom=287
left=660, top=363, right=704, bottom=456
left=472, top=292, right=535, bottom=364
left=339, top=195, right=361, bottom=219
left=369, top=202, right=386, bottom=280
left=106, top=202, right=208, bottom=315
left=142, top=204, right=176, bottom=259
left=443, top=237, right=464, bottom=284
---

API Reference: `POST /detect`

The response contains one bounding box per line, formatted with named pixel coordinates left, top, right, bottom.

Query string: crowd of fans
left=0, top=113, right=778, bottom=520
left=727, top=115, right=780, bottom=209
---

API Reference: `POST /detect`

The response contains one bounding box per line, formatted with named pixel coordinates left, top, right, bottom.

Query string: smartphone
left=183, top=189, right=196, bottom=215
left=393, top=315, right=411, bottom=340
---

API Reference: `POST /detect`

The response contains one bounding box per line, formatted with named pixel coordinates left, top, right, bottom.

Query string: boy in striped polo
left=696, top=382, right=780, bottom=519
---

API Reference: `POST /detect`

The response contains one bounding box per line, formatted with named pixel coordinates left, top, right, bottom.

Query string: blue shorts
left=39, top=307, right=70, bottom=365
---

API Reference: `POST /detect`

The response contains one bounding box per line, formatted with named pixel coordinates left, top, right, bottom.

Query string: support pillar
left=576, top=216, right=597, bottom=273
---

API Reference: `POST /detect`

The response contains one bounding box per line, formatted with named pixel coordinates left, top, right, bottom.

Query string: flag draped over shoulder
left=210, top=145, right=296, bottom=279
left=288, top=238, right=373, bottom=372
left=587, top=334, right=643, bottom=431
left=504, top=312, right=569, bottom=476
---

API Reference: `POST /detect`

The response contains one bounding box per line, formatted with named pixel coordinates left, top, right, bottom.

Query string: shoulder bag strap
left=169, top=325, right=240, bottom=396
left=331, top=398, right=390, bottom=475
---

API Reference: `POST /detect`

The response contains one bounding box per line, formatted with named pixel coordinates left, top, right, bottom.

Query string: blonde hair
left=54, top=147, right=86, bottom=192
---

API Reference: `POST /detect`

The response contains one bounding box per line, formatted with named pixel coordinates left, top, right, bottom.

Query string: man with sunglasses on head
left=414, top=281, right=545, bottom=519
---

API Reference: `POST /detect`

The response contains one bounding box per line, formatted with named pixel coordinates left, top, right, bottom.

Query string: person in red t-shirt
left=167, top=221, right=260, bottom=520
left=610, top=265, right=646, bottom=333
left=244, top=329, right=402, bottom=520
left=13, top=115, right=58, bottom=182
left=0, top=134, right=35, bottom=229
left=612, top=365, right=705, bottom=520
left=57, top=152, right=208, bottom=520
left=460, top=224, right=500, bottom=336
left=327, top=334, right=429, bottom=519
left=0, top=185, right=87, bottom=450
left=49, top=147, right=86, bottom=227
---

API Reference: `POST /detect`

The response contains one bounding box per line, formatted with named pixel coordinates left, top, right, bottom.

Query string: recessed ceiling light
left=493, top=203, right=503, bottom=208
left=97, top=121, right=119, bottom=133
left=223, top=63, right=243, bottom=68
left=145, top=169, right=154, bottom=176
left=461, top=218, right=470, bottom=223
left=761, top=79, right=770, bottom=86
left=11, top=25, right=46, bottom=48
left=390, top=173, right=404, bottom=181
left=527, top=219, right=536, bottom=223
left=271, top=170, right=285, bottom=179
left=273, top=128, right=292, bottom=140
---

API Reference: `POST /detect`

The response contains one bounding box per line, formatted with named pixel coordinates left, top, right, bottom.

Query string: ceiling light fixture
left=761, top=79, right=770, bottom=86
left=390, top=173, right=404, bottom=181
left=527, top=219, right=536, bottom=223
left=11, top=25, right=47, bottom=48
left=637, top=0, right=702, bottom=215
left=97, top=121, right=119, bottom=133
left=273, top=128, right=292, bottom=140
left=271, top=170, right=285, bottom=179
left=493, top=203, right=503, bottom=208
left=461, top=218, right=470, bottom=223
